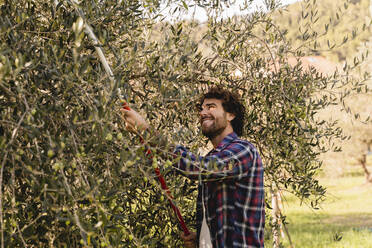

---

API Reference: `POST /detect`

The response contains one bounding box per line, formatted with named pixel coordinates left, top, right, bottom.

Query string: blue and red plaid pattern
left=174, top=132, right=265, bottom=248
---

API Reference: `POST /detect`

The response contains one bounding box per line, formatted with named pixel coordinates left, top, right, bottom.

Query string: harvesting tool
left=69, top=1, right=190, bottom=236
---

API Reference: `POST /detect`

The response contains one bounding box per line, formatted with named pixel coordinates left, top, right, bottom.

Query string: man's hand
left=120, top=102, right=149, bottom=133
left=180, top=231, right=197, bottom=248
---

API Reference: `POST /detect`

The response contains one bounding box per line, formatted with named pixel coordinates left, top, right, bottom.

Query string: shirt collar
left=213, top=132, right=238, bottom=152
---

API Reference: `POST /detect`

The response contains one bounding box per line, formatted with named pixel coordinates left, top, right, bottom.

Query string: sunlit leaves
left=0, top=0, right=369, bottom=247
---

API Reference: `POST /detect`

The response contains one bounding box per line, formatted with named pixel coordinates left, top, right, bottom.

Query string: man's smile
left=201, top=117, right=214, bottom=126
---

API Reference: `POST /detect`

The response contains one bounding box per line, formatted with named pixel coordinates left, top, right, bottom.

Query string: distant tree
left=323, top=32, right=372, bottom=183
left=316, top=81, right=372, bottom=183
left=315, top=0, right=372, bottom=183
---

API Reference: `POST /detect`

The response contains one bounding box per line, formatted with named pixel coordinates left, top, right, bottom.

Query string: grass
left=268, top=175, right=372, bottom=248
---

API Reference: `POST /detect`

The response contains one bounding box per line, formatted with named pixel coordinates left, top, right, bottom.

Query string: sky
left=162, top=0, right=301, bottom=23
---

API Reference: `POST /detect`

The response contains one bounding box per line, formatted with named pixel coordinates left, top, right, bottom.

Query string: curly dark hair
left=199, top=86, right=246, bottom=136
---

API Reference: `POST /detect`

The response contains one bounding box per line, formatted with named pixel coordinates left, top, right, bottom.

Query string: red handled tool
left=154, top=167, right=190, bottom=235
left=122, top=103, right=190, bottom=235
left=70, top=2, right=191, bottom=237
left=122, top=103, right=131, bottom=111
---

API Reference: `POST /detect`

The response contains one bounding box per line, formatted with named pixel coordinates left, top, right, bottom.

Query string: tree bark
left=271, top=188, right=281, bottom=248
left=359, top=154, right=372, bottom=183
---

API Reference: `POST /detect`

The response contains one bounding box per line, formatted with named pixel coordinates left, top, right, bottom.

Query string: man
left=122, top=86, right=265, bottom=248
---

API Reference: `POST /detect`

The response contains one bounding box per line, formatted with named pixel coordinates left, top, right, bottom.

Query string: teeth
left=201, top=116, right=213, bottom=125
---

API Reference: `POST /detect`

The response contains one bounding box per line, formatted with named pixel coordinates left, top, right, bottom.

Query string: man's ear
left=227, top=112, right=235, bottom=122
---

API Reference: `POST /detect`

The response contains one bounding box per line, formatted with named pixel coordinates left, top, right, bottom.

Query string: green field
left=268, top=175, right=372, bottom=248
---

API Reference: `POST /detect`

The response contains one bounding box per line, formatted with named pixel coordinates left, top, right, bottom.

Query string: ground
left=267, top=171, right=372, bottom=248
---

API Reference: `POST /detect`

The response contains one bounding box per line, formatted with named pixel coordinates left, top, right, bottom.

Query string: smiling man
left=122, top=86, right=265, bottom=248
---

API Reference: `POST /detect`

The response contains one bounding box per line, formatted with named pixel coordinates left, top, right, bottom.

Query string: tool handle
left=154, top=168, right=190, bottom=235
left=121, top=103, right=190, bottom=235
left=122, top=103, right=131, bottom=110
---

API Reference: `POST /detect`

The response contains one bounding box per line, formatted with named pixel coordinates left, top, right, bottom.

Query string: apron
left=199, top=187, right=213, bottom=248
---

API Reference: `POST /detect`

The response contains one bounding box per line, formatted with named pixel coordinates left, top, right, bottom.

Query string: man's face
left=199, top=98, right=234, bottom=139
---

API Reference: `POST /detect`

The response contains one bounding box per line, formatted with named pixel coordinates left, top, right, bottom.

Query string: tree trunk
left=359, top=154, right=372, bottom=183
left=272, top=186, right=295, bottom=248
left=271, top=188, right=281, bottom=248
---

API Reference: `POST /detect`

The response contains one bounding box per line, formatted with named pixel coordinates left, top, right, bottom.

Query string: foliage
left=0, top=0, right=192, bottom=247
left=272, top=0, right=372, bottom=62
left=316, top=57, right=372, bottom=178
left=0, top=0, right=369, bottom=247
left=308, top=2, right=372, bottom=175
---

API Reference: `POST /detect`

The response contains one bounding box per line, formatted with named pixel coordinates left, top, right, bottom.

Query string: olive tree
left=0, top=0, right=369, bottom=247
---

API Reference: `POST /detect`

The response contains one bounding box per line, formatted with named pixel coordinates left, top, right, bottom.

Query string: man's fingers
left=119, top=104, right=149, bottom=132
left=120, top=108, right=130, bottom=117
left=184, top=242, right=196, bottom=248
left=180, top=231, right=196, bottom=241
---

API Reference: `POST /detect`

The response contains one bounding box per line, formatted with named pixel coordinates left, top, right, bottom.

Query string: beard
left=200, top=114, right=228, bottom=139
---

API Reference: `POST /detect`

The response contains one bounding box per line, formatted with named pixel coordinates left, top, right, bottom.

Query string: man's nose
left=199, top=107, right=209, bottom=116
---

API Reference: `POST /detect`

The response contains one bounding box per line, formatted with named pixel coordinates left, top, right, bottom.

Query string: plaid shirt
left=174, top=132, right=265, bottom=248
